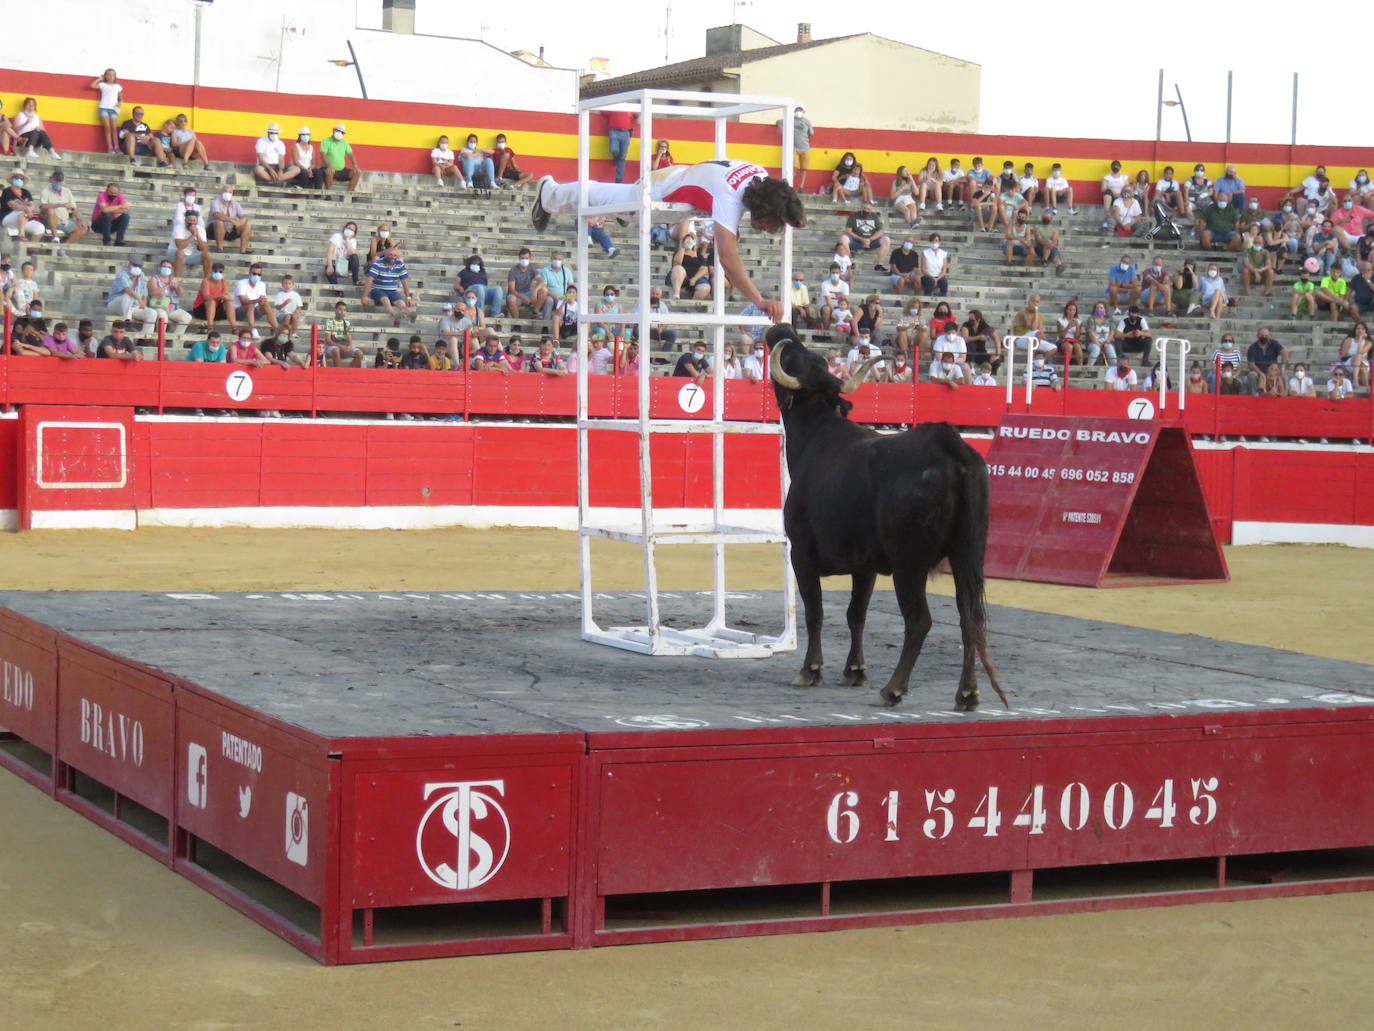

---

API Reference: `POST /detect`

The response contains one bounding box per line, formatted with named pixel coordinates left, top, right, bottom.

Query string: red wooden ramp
left=984, top=414, right=1229, bottom=587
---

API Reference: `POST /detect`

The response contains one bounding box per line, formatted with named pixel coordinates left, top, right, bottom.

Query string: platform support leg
left=541, top=897, right=553, bottom=935
left=820, top=880, right=831, bottom=917
left=1010, top=869, right=1033, bottom=904
left=362, top=907, right=374, bottom=947
left=1217, top=855, right=1227, bottom=889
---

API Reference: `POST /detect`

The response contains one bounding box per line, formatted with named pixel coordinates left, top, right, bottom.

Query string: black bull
left=767, top=325, right=1006, bottom=711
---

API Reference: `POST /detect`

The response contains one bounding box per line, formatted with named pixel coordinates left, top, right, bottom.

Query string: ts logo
left=416, top=780, right=510, bottom=891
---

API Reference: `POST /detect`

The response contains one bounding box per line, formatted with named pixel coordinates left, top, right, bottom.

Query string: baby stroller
left=1144, top=200, right=1183, bottom=247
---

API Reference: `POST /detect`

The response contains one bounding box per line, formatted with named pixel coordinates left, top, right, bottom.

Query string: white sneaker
left=1186, top=303, right=1201, bottom=315
left=1069, top=207, right=1079, bottom=214
left=936, top=202, right=944, bottom=211
left=251, top=328, right=260, bottom=339
left=48, top=149, right=61, bottom=160
left=918, top=201, right=927, bottom=211
left=24, top=146, right=35, bottom=157
left=1103, top=220, right=1113, bottom=229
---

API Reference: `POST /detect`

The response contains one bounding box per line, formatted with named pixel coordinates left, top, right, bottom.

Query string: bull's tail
left=939, top=426, right=1008, bottom=709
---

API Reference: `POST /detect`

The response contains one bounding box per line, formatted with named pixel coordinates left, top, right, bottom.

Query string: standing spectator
left=168, top=208, right=211, bottom=280
left=283, top=127, right=318, bottom=188
left=1140, top=256, right=1171, bottom=313
left=12, top=97, right=60, bottom=159
left=505, top=247, right=539, bottom=317
left=90, top=68, right=123, bottom=154
left=1113, top=305, right=1153, bottom=363
left=651, top=139, right=675, bottom=171
left=98, top=321, right=141, bottom=361
left=254, top=123, right=287, bottom=184
left=325, top=221, right=360, bottom=287
left=830, top=153, right=872, bottom=203
left=1214, top=165, right=1247, bottom=212
left=1246, top=328, right=1288, bottom=395
left=456, top=253, right=503, bottom=317
left=118, top=106, right=169, bottom=166
left=458, top=133, right=496, bottom=189
left=889, top=236, right=921, bottom=294
left=1328, top=365, right=1354, bottom=399
left=1198, top=192, right=1242, bottom=251
left=41, top=170, right=92, bottom=245
left=190, top=262, right=237, bottom=334
left=1315, top=268, right=1354, bottom=321
left=363, top=247, right=417, bottom=324
left=1241, top=238, right=1276, bottom=297
left=431, top=135, right=460, bottom=186
left=210, top=184, right=253, bottom=255
left=1112, top=188, right=1145, bottom=237
left=234, top=263, right=279, bottom=337
left=273, top=274, right=303, bottom=338
left=1105, top=355, right=1138, bottom=390
left=845, top=200, right=892, bottom=272
left=1084, top=304, right=1116, bottom=365
left=891, top=165, right=919, bottom=227
left=320, top=124, right=360, bottom=192
left=1043, top=163, right=1076, bottom=214
left=605, top=110, right=634, bottom=183
left=171, top=114, right=211, bottom=169
left=1101, top=160, right=1128, bottom=227
left=1107, top=254, right=1141, bottom=312
left=493, top=134, right=534, bottom=188
left=2, top=170, right=43, bottom=240
left=105, top=258, right=159, bottom=336
left=780, top=106, right=813, bottom=191
left=148, top=260, right=193, bottom=344
left=920, top=233, right=950, bottom=296
left=539, top=251, right=575, bottom=319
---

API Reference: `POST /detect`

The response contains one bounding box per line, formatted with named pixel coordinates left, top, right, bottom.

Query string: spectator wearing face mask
left=1104, top=355, right=1138, bottom=391
left=283, top=126, right=318, bottom=189
left=669, top=233, right=711, bottom=300
left=1331, top=193, right=1374, bottom=251
left=1348, top=169, right=1374, bottom=205
left=37, top=169, right=88, bottom=245
left=789, top=271, right=817, bottom=329
left=830, top=152, right=871, bottom=203
left=591, top=284, right=624, bottom=337
left=1199, top=193, right=1242, bottom=251
left=273, top=273, right=303, bottom=338
left=1266, top=203, right=1301, bottom=263
left=325, top=221, right=360, bottom=286
left=1246, top=328, right=1288, bottom=396
left=638, top=287, right=676, bottom=350
left=1154, top=166, right=1185, bottom=216
left=456, top=253, right=503, bottom=317
left=210, top=184, right=252, bottom=255
left=930, top=343, right=968, bottom=389
left=886, top=349, right=914, bottom=384
left=819, top=264, right=850, bottom=330
left=1183, top=164, right=1213, bottom=218
left=1023, top=352, right=1060, bottom=391
left=920, top=234, right=949, bottom=296
left=1141, top=257, right=1172, bottom=313
left=148, top=259, right=193, bottom=343
left=1113, top=305, right=1153, bottom=362
left=368, top=223, right=399, bottom=262
left=1005, top=209, right=1034, bottom=267
left=504, top=248, right=539, bottom=317
left=431, top=135, right=460, bottom=187
left=1209, top=334, right=1251, bottom=393
left=320, top=124, right=360, bottom=192
left=893, top=298, right=927, bottom=357
left=1288, top=362, right=1316, bottom=397
left=540, top=251, right=575, bottom=320
left=234, top=262, right=279, bottom=338
left=105, top=258, right=159, bottom=336
left=1240, top=235, right=1276, bottom=297
left=2, top=169, right=44, bottom=240
left=1107, top=255, right=1141, bottom=313
left=889, top=235, right=921, bottom=294
left=1100, top=160, right=1128, bottom=228
left=1214, top=165, right=1247, bottom=213
left=1043, top=163, right=1076, bottom=215
left=1083, top=304, right=1116, bottom=365
left=1111, top=187, right=1144, bottom=237
left=458, top=134, right=496, bottom=190
left=493, top=134, right=533, bottom=188
left=741, top=338, right=767, bottom=383
left=191, top=262, right=237, bottom=334
left=253, top=122, right=287, bottom=184
left=168, top=209, right=211, bottom=280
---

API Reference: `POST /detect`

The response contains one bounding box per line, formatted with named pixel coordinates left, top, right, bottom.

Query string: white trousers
left=106, top=295, right=159, bottom=335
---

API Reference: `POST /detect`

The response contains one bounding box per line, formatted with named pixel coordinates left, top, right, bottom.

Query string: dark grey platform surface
left=2, top=590, right=1372, bottom=740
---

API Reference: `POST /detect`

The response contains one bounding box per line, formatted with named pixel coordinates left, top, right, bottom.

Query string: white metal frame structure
left=575, top=88, right=797, bottom=657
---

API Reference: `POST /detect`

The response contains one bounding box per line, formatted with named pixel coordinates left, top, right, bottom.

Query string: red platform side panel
left=17, top=406, right=136, bottom=526
left=0, top=609, right=58, bottom=757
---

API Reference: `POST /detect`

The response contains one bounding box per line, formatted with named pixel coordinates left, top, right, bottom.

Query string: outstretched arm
left=714, top=227, right=782, bottom=322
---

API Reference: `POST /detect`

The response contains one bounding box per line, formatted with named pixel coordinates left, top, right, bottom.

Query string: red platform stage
left=3, top=590, right=1373, bottom=964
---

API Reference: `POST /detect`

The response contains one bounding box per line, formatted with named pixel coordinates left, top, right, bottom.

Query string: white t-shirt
left=170, top=221, right=207, bottom=245
left=273, top=289, right=303, bottom=315
left=431, top=147, right=454, bottom=166
left=1328, top=377, right=1353, bottom=398
left=820, top=278, right=849, bottom=304
left=921, top=246, right=947, bottom=278
left=938, top=333, right=967, bottom=358
left=972, top=371, right=997, bottom=386
left=97, top=81, right=123, bottom=109
left=656, top=160, right=768, bottom=237
left=831, top=251, right=852, bottom=275
left=328, top=230, right=358, bottom=258
left=1288, top=373, right=1315, bottom=395
left=1106, top=367, right=1139, bottom=390
left=1017, top=175, right=1039, bottom=194
left=942, top=168, right=965, bottom=183
left=172, top=200, right=199, bottom=236
left=1113, top=198, right=1142, bottom=223
left=1301, top=174, right=1323, bottom=200
left=293, top=142, right=315, bottom=167
left=235, top=277, right=267, bottom=305
left=1103, top=172, right=1128, bottom=197
left=1156, top=178, right=1179, bottom=194
left=255, top=136, right=285, bottom=165
left=930, top=358, right=964, bottom=382
left=741, top=352, right=765, bottom=381
left=1046, top=174, right=1069, bottom=191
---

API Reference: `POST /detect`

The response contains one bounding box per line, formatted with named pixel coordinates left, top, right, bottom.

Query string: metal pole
left=1291, top=72, right=1299, bottom=146
left=1225, top=71, right=1232, bottom=145
left=346, top=40, right=368, bottom=100
left=1155, top=69, right=1163, bottom=142
left=1174, top=85, right=1192, bottom=143
left=192, top=2, right=203, bottom=119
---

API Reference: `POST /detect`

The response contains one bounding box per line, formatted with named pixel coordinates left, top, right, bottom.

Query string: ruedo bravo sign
left=983, top=414, right=1227, bottom=587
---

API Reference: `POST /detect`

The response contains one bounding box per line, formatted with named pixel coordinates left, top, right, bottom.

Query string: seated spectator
left=912, top=232, right=948, bottom=295
left=915, top=157, right=944, bottom=212
left=1183, top=164, right=1212, bottom=218
left=1186, top=362, right=1207, bottom=394
left=889, top=236, right=921, bottom=294
left=962, top=309, right=999, bottom=372
left=436, top=300, right=472, bottom=350
left=1238, top=197, right=1269, bottom=236
left=719, top=342, right=742, bottom=380
left=947, top=159, right=971, bottom=207
left=530, top=337, right=567, bottom=376
left=1154, top=166, right=1185, bottom=215
left=1346, top=262, right=1374, bottom=317
left=0, top=100, right=18, bottom=155
left=1140, top=256, right=1171, bottom=313
left=320, top=124, right=360, bottom=192
left=1241, top=238, right=1276, bottom=297
left=831, top=238, right=854, bottom=285
left=253, top=122, right=287, bottom=184
left=639, top=286, right=676, bottom=350
left=1083, top=303, right=1116, bottom=365
left=373, top=339, right=401, bottom=369
left=325, top=221, right=360, bottom=287
left=363, top=247, right=417, bottom=324
left=234, top=263, right=278, bottom=337
left=1289, top=362, right=1317, bottom=397
left=98, top=320, right=142, bottom=361
left=829, top=296, right=855, bottom=342
left=2, top=170, right=43, bottom=240
left=1106, top=255, right=1141, bottom=311
left=790, top=271, right=818, bottom=328
left=553, top=285, right=579, bottom=341
left=399, top=336, right=432, bottom=370
left=155, top=119, right=180, bottom=168
left=614, top=339, right=639, bottom=376
left=7, top=259, right=39, bottom=315
left=190, top=262, right=236, bottom=334
left=1113, top=305, right=1153, bottom=362
left=12, top=97, right=60, bottom=160
left=148, top=260, right=193, bottom=343
left=673, top=340, right=709, bottom=383
left=895, top=299, right=928, bottom=357
left=1327, top=365, right=1355, bottom=399
left=74, top=319, right=97, bottom=357
left=105, top=258, right=158, bottom=337
left=1143, top=361, right=1171, bottom=392
left=493, top=134, right=534, bottom=188
left=1349, top=169, right=1374, bottom=205
left=1056, top=300, right=1084, bottom=365
left=830, top=153, right=871, bottom=203
left=1112, top=188, right=1145, bottom=237
left=969, top=164, right=998, bottom=232
left=282, top=127, right=318, bottom=189
left=37, top=169, right=87, bottom=244
left=586, top=215, right=619, bottom=259
left=1043, top=163, right=1076, bottom=215
left=1131, top=169, right=1152, bottom=208
left=819, top=265, right=850, bottom=329
left=1024, top=354, right=1060, bottom=391
left=188, top=330, right=227, bottom=363
left=458, top=133, right=496, bottom=189
left=171, top=114, right=211, bottom=170
left=324, top=301, right=366, bottom=366
left=970, top=362, right=996, bottom=386
left=1105, top=355, right=1138, bottom=390
left=1315, top=268, right=1354, bottom=321
left=740, top=337, right=766, bottom=382
left=1246, top=328, right=1287, bottom=395
left=591, top=283, right=624, bottom=337
left=891, top=165, right=919, bottom=227
left=1336, top=322, right=1372, bottom=388
left=996, top=174, right=1028, bottom=230
left=431, top=135, right=460, bottom=186
left=1101, top=160, right=1128, bottom=227
left=888, top=350, right=915, bottom=384
left=10, top=316, right=50, bottom=356
left=168, top=209, right=211, bottom=280
left=229, top=328, right=269, bottom=370
left=855, top=296, right=883, bottom=346
left=1268, top=203, right=1302, bottom=265
left=1200, top=263, right=1230, bottom=318
left=504, top=248, right=540, bottom=317
left=1306, top=216, right=1341, bottom=274
left=1198, top=192, right=1242, bottom=250
left=930, top=300, right=959, bottom=339
left=119, top=105, right=169, bottom=166
left=1033, top=219, right=1064, bottom=275
left=569, top=331, right=614, bottom=375
left=935, top=325, right=968, bottom=372
left=91, top=181, right=130, bottom=246
left=1004, top=210, right=1034, bottom=266
left=1209, top=334, right=1252, bottom=393
left=426, top=338, right=453, bottom=371
left=210, top=184, right=253, bottom=254
left=667, top=234, right=711, bottom=300
left=273, top=274, right=303, bottom=337
left=1285, top=164, right=1326, bottom=214
left=845, top=200, right=892, bottom=272
left=651, top=138, right=675, bottom=171
left=929, top=345, right=967, bottom=388
left=1173, top=260, right=1202, bottom=315
left=1214, top=165, right=1247, bottom=211
left=1017, top=163, right=1042, bottom=209
left=827, top=350, right=849, bottom=379
left=457, top=253, right=504, bottom=317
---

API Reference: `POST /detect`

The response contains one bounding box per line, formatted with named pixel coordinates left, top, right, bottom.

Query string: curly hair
left=743, top=177, right=807, bottom=231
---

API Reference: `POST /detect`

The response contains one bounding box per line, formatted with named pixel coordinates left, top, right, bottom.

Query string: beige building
left=581, top=24, right=980, bottom=134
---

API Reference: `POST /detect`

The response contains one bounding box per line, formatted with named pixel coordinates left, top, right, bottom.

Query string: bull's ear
left=764, top=323, right=801, bottom=349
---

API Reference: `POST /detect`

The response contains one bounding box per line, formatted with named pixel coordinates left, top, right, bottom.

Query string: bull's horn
left=839, top=358, right=880, bottom=394
left=769, top=340, right=803, bottom=390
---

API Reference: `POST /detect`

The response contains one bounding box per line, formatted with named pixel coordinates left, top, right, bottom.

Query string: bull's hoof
left=793, top=665, right=822, bottom=688
left=841, top=665, right=867, bottom=687
left=954, top=689, right=980, bottom=712
left=878, top=686, right=904, bottom=707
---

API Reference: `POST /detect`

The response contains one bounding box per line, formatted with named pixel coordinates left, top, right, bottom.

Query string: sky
left=399, top=0, right=1363, bottom=148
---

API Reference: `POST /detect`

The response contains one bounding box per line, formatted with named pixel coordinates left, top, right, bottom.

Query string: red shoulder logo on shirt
left=725, top=163, right=768, bottom=190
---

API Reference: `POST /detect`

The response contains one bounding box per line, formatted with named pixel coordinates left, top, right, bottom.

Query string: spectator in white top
left=234, top=262, right=279, bottom=337
left=2, top=170, right=44, bottom=240
left=819, top=264, right=850, bottom=329
left=920, top=233, right=949, bottom=296
left=1327, top=365, right=1354, bottom=398
left=273, top=273, right=303, bottom=337
left=1017, top=163, right=1042, bottom=209
left=1101, top=160, right=1128, bottom=228
left=942, top=159, right=966, bottom=209
left=37, top=169, right=88, bottom=244
left=971, top=362, right=997, bottom=386
left=105, top=258, right=159, bottom=335
left=325, top=221, right=360, bottom=286
left=210, top=184, right=253, bottom=255
left=254, top=122, right=287, bottom=184
left=171, top=114, right=211, bottom=170
left=1112, top=188, right=1144, bottom=237
left=1288, top=362, right=1317, bottom=397
left=1105, top=355, right=1139, bottom=390
left=283, top=127, right=318, bottom=189
left=12, top=97, right=60, bottom=160
left=147, top=260, right=193, bottom=343
left=1043, top=163, right=1076, bottom=215
left=1285, top=164, right=1326, bottom=215
left=431, top=135, right=461, bottom=187
left=915, top=157, right=944, bottom=211
left=172, top=185, right=200, bottom=238
left=929, top=346, right=967, bottom=388
left=8, top=259, right=39, bottom=315
left=1154, top=165, right=1185, bottom=214
left=89, top=68, right=122, bottom=154
left=1024, top=355, right=1061, bottom=390
left=167, top=208, right=210, bottom=279
left=741, top=339, right=767, bottom=382
left=458, top=134, right=496, bottom=189
left=891, top=165, right=919, bottom=227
